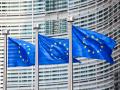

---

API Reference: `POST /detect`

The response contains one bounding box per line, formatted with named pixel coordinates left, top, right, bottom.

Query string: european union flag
left=38, top=34, right=79, bottom=64
left=8, top=38, right=35, bottom=67
left=38, top=25, right=116, bottom=64
left=8, top=36, right=79, bottom=67
left=72, top=25, right=116, bottom=64
left=8, top=25, right=116, bottom=67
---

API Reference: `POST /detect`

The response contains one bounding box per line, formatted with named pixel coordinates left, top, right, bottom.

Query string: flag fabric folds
left=38, top=25, right=116, bottom=64
left=8, top=25, right=116, bottom=67
left=8, top=36, right=79, bottom=67
left=38, top=34, right=79, bottom=64
left=8, top=38, right=35, bottom=67
left=72, top=25, right=116, bottom=64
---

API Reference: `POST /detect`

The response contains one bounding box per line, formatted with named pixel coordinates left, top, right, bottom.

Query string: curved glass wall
left=0, top=0, right=120, bottom=90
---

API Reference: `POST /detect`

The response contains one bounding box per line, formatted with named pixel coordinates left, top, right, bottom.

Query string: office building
left=0, top=0, right=120, bottom=89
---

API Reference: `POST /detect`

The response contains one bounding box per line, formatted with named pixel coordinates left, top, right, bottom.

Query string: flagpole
left=2, top=30, right=9, bottom=90
left=34, top=25, right=39, bottom=90
left=67, top=16, right=74, bottom=90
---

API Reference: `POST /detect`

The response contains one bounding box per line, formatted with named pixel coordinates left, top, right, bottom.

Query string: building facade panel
left=0, top=0, right=119, bottom=90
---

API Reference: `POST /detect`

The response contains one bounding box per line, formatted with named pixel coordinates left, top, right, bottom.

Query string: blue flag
left=8, top=25, right=116, bottom=67
left=8, top=38, right=35, bottom=67
left=38, top=34, right=79, bottom=64
left=38, top=25, right=116, bottom=64
left=72, top=25, right=116, bottom=64
left=8, top=36, right=79, bottom=67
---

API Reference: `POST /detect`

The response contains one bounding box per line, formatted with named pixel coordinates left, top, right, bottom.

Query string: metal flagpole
left=34, top=25, right=39, bottom=90
left=2, top=30, right=9, bottom=90
left=67, top=16, right=74, bottom=90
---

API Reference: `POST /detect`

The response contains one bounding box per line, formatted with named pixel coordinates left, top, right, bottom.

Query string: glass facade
left=45, top=0, right=67, bottom=12
left=0, top=0, right=120, bottom=90
left=45, top=19, right=67, bottom=34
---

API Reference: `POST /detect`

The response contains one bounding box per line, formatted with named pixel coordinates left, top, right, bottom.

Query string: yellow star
left=27, top=46, right=30, bottom=47
left=28, top=48, right=31, bottom=51
left=20, top=56, right=22, bottom=58
left=66, top=53, right=68, bottom=55
left=83, top=41, right=85, bottom=44
left=91, top=35, right=95, bottom=38
left=96, top=38, right=99, bottom=41
left=66, top=48, right=69, bottom=50
left=101, top=45, right=104, bottom=48
left=59, top=58, right=61, bottom=59
left=51, top=45, right=54, bottom=47
left=50, top=49, right=52, bottom=51
left=59, top=42, right=61, bottom=44
left=88, top=50, right=91, bottom=52
left=27, top=52, right=30, bottom=55
left=84, top=46, right=87, bottom=48
left=54, top=43, right=57, bottom=45
left=18, top=50, right=20, bottom=53
left=83, top=38, right=86, bottom=40
left=97, top=50, right=100, bottom=53
left=63, top=43, right=66, bottom=46
left=22, top=59, right=24, bottom=61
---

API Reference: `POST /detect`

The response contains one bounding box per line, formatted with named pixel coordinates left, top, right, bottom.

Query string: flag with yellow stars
left=8, top=38, right=35, bottom=67
left=38, top=25, right=116, bottom=64
left=8, top=36, right=79, bottom=67
left=38, top=34, right=79, bottom=64
left=8, top=25, right=116, bottom=67
left=72, top=25, right=116, bottom=64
